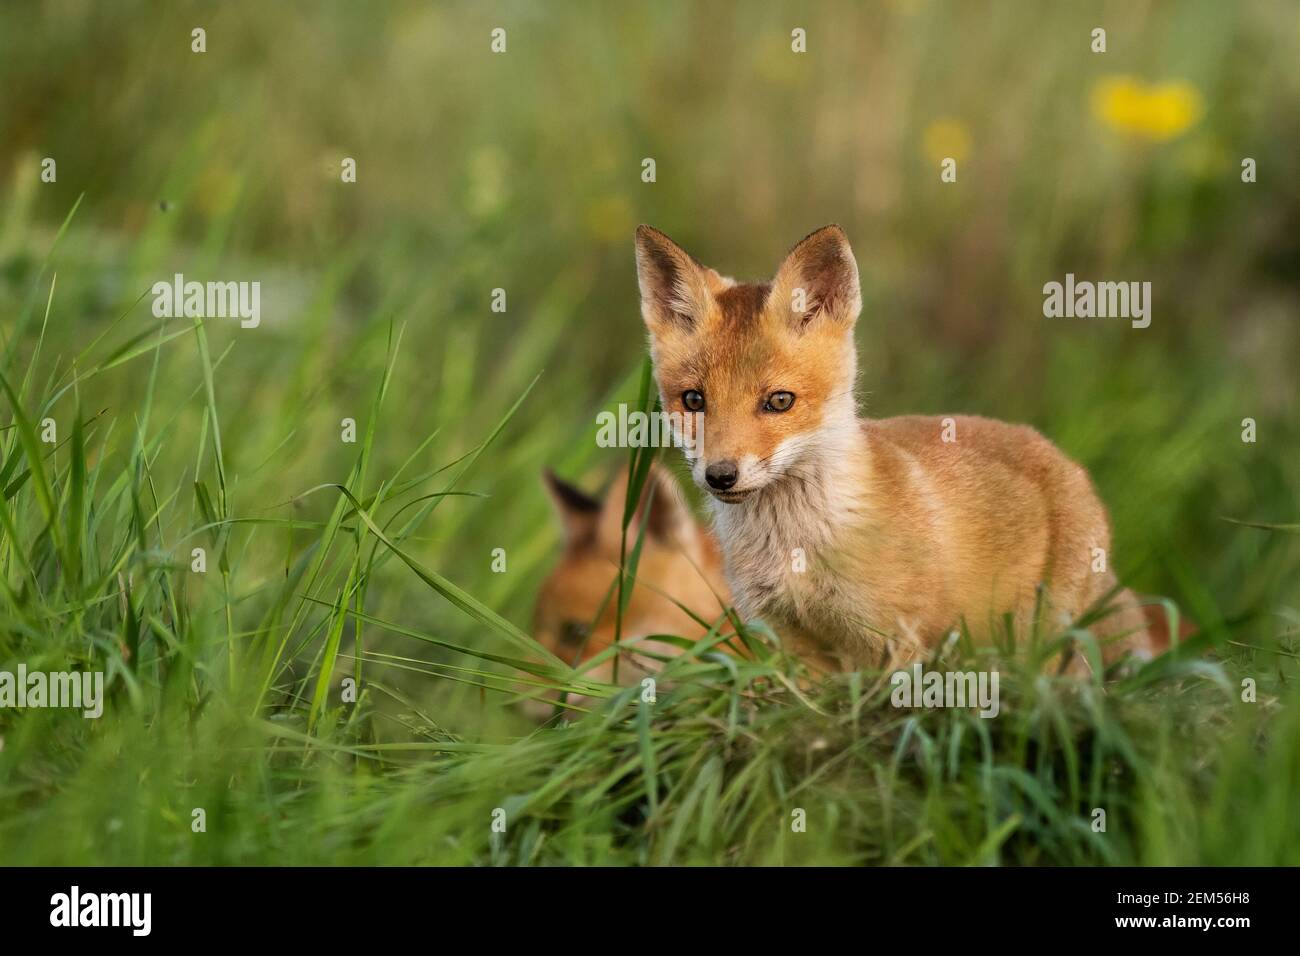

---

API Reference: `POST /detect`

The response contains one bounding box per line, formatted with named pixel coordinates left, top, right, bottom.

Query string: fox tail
left=1140, top=600, right=1197, bottom=653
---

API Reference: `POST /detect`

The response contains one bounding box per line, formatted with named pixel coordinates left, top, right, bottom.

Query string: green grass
left=0, top=219, right=1295, bottom=864
left=1, top=0, right=1298, bottom=865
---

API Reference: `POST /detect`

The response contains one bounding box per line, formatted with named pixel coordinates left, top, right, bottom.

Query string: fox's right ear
left=597, top=463, right=696, bottom=551
left=633, top=225, right=718, bottom=333
left=543, top=470, right=601, bottom=545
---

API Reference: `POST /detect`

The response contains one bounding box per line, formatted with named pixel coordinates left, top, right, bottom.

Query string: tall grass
left=0, top=197, right=1295, bottom=865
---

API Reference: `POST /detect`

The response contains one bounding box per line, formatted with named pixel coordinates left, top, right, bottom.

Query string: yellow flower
left=1091, top=76, right=1204, bottom=142
left=922, top=118, right=972, bottom=166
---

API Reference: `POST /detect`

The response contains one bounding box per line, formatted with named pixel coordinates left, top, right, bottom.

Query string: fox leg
left=780, top=623, right=857, bottom=675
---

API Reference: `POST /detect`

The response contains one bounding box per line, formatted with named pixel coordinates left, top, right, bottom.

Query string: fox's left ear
left=769, top=225, right=861, bottom=331
left=543, top=470, right=602, bottom=545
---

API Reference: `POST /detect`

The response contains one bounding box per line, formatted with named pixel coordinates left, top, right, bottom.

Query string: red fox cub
left=534, top=464, right=730, bottom=684
left=632, top=223, right=1160, bottom=674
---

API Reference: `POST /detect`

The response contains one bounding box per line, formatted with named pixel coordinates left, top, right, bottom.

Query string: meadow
left=0, top=0, right=1297, bottom=865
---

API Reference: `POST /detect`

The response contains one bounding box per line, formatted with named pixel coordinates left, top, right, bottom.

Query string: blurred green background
left=1, top=0, right=1298, bottom=864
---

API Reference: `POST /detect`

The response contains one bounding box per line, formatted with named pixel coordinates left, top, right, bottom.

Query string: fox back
left=634, top=224, right=1156, bottom=672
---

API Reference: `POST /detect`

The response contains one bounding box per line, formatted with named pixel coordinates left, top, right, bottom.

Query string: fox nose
left=705, top=461, right=739, bottom=490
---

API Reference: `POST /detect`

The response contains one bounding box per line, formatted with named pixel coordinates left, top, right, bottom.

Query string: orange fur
left=533, top=465, right=730, bottom=687
left=633, top=224, right=1157, bottom=673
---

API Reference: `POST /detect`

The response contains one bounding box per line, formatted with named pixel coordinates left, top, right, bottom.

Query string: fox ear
left=597, top=463, right=696, bottom=551
left=634, top=225, right=718, bottom=333
left=769, top=225, right=861, bottom=331
left=543, top=470, right=601, bottom=545
left=636, top=464, right=696, bottom=544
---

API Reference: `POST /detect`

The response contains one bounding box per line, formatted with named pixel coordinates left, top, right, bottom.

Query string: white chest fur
left=708, top=421, right=871, bottom=625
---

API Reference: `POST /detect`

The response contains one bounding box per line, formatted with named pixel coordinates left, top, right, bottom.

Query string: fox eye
left=764, top=391, right=795, bottom=412
left=682, top=390, right=705, bottom=411
left=558, top=621, right=589, bottom=649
